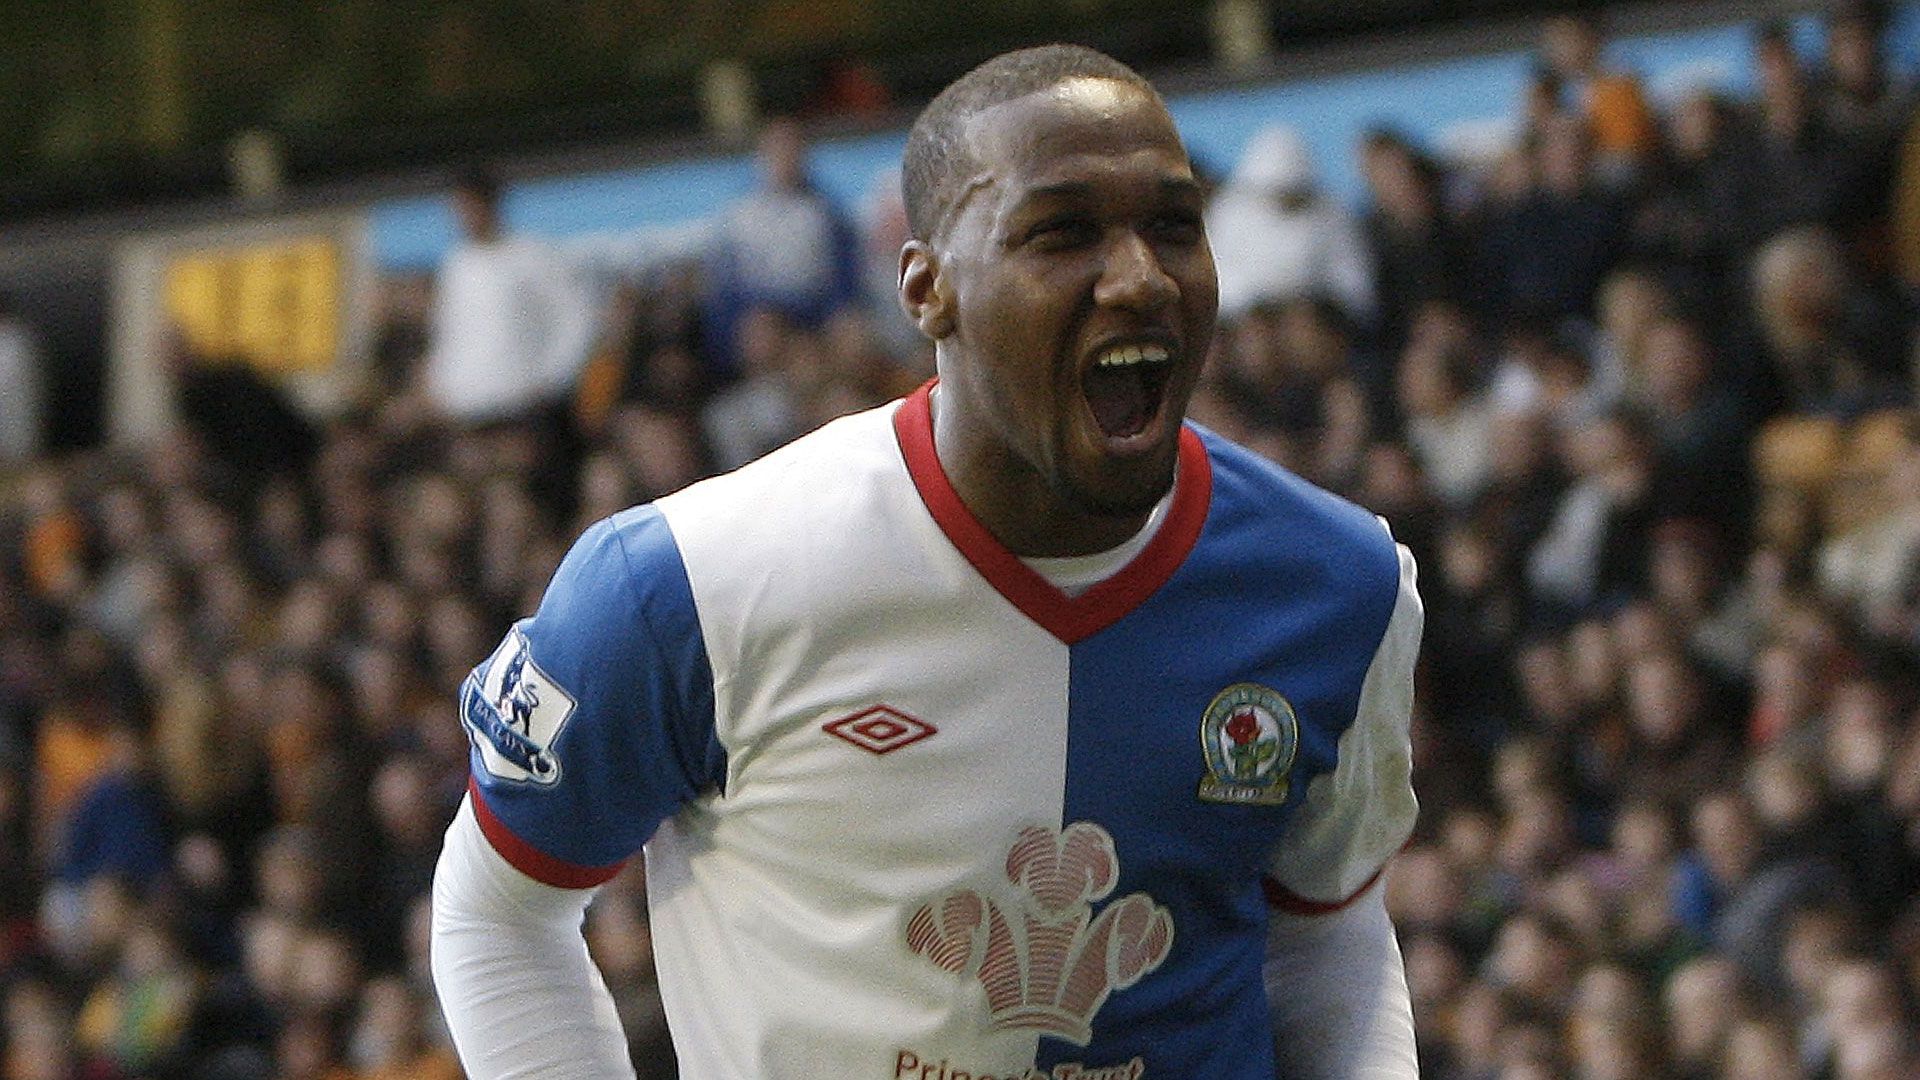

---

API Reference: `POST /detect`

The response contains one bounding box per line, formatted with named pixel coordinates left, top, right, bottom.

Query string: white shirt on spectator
left=1405, top=395, right=1495, bottom=508
left=426, top=237, right=599, bottom=424
left=0, top=316, right=42, bottom=463
left=719, top=187, right=843, bottom=302
left=1528, top=479, right=1611, bottom=607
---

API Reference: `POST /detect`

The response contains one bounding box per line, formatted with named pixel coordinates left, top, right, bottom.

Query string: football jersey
left=460, top=382, right=1422, bottom=1079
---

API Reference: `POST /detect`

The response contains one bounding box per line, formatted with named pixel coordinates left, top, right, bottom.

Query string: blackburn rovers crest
left=1196, top=683, right=1298, bottom=806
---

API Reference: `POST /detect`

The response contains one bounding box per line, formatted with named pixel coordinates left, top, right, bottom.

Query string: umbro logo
left=822, top=705, right=936, bottom=755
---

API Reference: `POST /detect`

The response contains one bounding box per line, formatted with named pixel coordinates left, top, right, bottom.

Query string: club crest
left=1197, top=683, right=1298, bottom=806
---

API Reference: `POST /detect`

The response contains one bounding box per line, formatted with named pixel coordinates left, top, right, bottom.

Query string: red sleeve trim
left=1262, top=865, right=1385, bottom=916
left=468, top=776, right=625, bottom=889
left=892, top=380, right=1212, bottom=645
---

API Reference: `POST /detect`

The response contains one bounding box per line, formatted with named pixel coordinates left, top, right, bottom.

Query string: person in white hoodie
left=1206, top=124, right=1376, bottom=326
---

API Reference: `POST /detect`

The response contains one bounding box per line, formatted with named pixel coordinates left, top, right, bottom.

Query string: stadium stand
left=2, top=3, right=1920, bottom=1078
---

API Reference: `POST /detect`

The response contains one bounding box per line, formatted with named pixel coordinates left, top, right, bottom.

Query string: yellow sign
left=162, top=236, right=340, bottom=374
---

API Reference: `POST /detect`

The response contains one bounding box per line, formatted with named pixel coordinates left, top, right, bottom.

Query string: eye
left=1147, top=209, right=1204, bottom=244
left=1026, top=215, right=1099, bottom=249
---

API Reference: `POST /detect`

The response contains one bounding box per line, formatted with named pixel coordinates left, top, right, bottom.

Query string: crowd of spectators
left=4, top=5, right=1920, bottom=1078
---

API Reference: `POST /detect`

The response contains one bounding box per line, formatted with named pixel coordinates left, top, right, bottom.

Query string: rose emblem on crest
left=1197, top=683, right=1298, bottom=806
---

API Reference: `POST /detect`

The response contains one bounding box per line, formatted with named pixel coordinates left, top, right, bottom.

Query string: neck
left=928, top=385, right=1156, bottom=557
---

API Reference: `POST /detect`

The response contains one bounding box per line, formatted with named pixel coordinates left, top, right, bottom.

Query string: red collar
left=891, top=381, right=1211, bottom=645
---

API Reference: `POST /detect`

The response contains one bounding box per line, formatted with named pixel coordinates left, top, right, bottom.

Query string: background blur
left=0, top=0, right=1687, bottom=216
left=3, top=1, right=1920, bottom=1078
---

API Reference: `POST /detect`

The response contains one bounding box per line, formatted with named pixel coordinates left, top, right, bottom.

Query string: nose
left=1093, top=229, right=1177, bottom=313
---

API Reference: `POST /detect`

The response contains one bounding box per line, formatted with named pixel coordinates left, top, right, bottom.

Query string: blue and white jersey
left=461, top=383, right=1422, bottom=1079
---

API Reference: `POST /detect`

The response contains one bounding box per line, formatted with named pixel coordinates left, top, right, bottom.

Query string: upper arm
left=461, top=506, right=723, bottom=887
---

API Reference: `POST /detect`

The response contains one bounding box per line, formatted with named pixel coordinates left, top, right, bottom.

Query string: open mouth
left=1083, top=342, right=1174, bottom=440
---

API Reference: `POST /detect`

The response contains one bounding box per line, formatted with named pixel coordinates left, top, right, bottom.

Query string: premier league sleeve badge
left=1197, top=683, right=1299, bottom=806
left=461, top=626, right=580, bottom=786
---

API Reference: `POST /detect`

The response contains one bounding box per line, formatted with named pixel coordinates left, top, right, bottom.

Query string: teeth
left=1094, top=344, right=1170, bottom=368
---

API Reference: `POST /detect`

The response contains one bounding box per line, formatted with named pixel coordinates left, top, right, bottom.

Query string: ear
left=899, top=240, right=955, bottom=340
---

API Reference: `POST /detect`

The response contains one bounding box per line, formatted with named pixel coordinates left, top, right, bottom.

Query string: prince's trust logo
left=892, top=1050, right=1143, bottom=1080
left=906, top=822, right=1172, bottom=1053
left=1196, top=683, right=1298, bottom=806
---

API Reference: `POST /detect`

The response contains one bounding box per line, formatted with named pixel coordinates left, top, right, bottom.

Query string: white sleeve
left=430, top=794, right=638, bottom=1080
left=1265, top=878, right=1418, bottom=1079
left=1266, top=540, right=1421, bottom=907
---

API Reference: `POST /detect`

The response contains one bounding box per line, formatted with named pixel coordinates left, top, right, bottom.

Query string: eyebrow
left=1017, top=175, right=1204, bottom=205
left=1020, top=181, right=1095, bottom=203
left=1159, top=176, right=1205, bottom=200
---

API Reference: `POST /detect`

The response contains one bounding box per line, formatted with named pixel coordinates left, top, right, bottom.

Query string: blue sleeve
left=460, top=505, right=722, bottom=887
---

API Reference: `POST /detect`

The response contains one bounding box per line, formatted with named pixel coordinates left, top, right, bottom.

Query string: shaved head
left=902, top=44, right=1159, bottom=240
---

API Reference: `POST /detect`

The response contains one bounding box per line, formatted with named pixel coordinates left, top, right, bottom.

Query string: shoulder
left=656, top=400, right=908, bottom=561
left=526, top=506, right=685, bottom=651
left=1188, top=425, right=1407, bottom=640
left=1196, top=426, right=1396, bottom=560
left=663, top=401, right=900, bottom=513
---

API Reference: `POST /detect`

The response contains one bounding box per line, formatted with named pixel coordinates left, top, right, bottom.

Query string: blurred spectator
left=1359, top=130, right=1471, bottom=354
left=585, top=879, right=677, bottom=1078
left=1721, top=1013, right=1804, bottom=1080
left=1485, top=316, right=1601, bottom=429
left=856, top=166, right=927, bottom=362
left=1816, top=416, right=1920, bottom=625
left=168, top=338, right=319, bottom=493
left=5, top=977, right=77, bottom=1080
left=1630, top=91, right=1754, bottom=307
left=1535, top=12, right=1657, bottom=187
left=701, top=306, right=806, bottom=470
left=1398, top=304, right=1494, bottom=507
left=1475, top=112, right=1622, bottom=322
left=1673, top=788, right=1764, bottom=944
left=73, top=918, right=198, bottom=1076
left=704, top=116, right=861, bottom=375
left=1207, top=124, right=1376, bottom=325
left=1526, top=409, right=1656, bottom=618
left=1618, top=648, right=1737, bottom=807
left=1634, top=315, right=1756, bottom=536
left=1746, top=224, right=1910, bottom=418
left=0, top=293, right=42, bottom=467
left=346, top=975, right=461, bottom=1079
left=1814, top=958, right=1918, bottom=1080
left=1741, top=20, right=1856, bottom=245
left=1589, top=266, right=1677, bottom=408
left=1665, top=954, right=1742, bottom=1080
left=1208, top=298, right=1373, bottom=486
left=1811, top=2, right=1911, bottom=256
left=422, top=165, right=601, bottom=426
left=47, top=718, right=169, bottom=887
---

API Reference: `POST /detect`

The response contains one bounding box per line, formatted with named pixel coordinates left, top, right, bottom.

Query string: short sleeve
left=460, top=505, right=722, bottom=887
left=1265, top=541, right=1421, bottom=913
